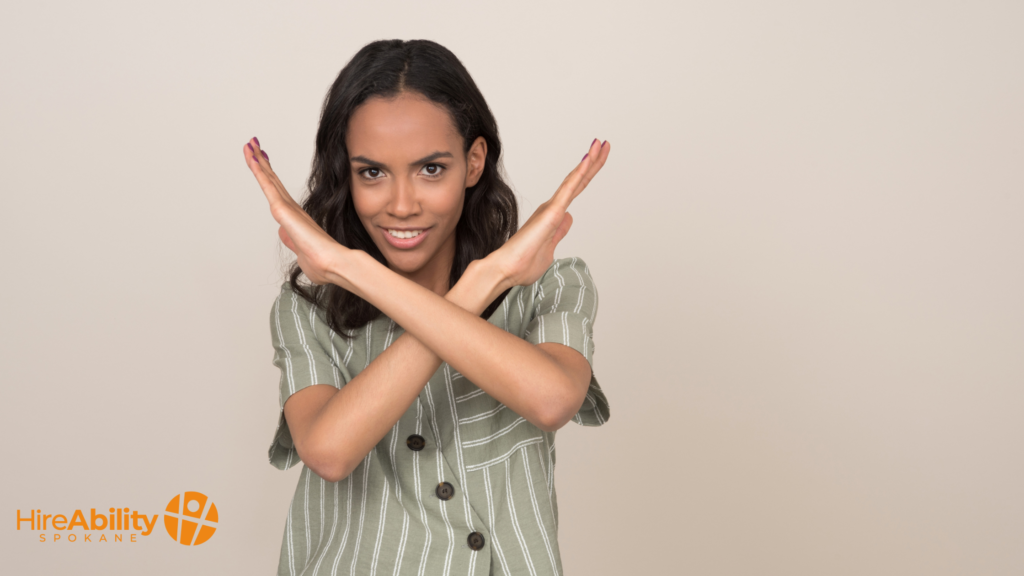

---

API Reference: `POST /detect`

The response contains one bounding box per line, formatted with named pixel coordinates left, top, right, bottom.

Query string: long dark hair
left=286, top=39, right=518, bottom=338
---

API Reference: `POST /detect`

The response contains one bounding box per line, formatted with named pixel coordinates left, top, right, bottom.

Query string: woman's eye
left=421, top=163, right=445, bottom=177
left=361, top=168, right=382, bottom=180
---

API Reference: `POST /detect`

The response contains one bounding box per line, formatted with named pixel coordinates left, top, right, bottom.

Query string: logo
left=16, top=490, right=218, bottom=546
left=163, top=492, right=218, bottom=546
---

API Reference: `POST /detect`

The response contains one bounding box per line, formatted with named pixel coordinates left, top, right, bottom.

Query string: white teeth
left=387, top=229, right=423, bottom=239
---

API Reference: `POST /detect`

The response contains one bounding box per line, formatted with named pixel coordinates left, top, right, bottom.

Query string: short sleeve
left=267, top=283, right=350, bottom=470
left=525, top=257, right=610, bottom=426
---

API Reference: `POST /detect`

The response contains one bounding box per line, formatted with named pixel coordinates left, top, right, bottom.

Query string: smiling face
left=347, top=91, right=486, bottom=295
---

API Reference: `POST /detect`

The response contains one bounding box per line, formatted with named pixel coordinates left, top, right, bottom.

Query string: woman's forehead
left=347, top=93, right=461, bottom=160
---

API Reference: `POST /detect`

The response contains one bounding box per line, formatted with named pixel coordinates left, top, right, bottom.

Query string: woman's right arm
left=282, top=258, right=507, bottom=483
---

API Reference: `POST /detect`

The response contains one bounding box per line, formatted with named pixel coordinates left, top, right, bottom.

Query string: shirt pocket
left=454, top=387, right=544, bottom=472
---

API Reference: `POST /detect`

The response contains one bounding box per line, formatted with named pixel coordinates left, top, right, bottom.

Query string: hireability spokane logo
left=16, top=491, right=218, bottom=546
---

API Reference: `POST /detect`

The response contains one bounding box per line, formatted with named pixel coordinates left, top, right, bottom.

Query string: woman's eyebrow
left=350, top=151, right=454, bottom=168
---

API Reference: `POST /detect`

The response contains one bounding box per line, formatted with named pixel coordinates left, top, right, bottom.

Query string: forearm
left=301, top=259, right=501, bottom=481
left=332, top=251, right=585, bottom=432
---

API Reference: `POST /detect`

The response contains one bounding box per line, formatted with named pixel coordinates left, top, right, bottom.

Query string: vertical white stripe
left=385, top=318, right=397, bottom=348
left=415, top=399, right=433, bottom=576
left=423, top=378, right=455, bottom=576
left=547, top=443, right=555, bottom=498
left=505, top=459, right=538, bottom=576
left=392, top=508, right=410, bottom=576
left=342, top=337, right=354, bottom=367
left=549, top=260, right=566, bottom=314
left=286, top=498, right=296, bottom=576
left=517, top=286, right=526, bottom=324
left=290, top=293, right=319, bottom=385
left=370, top=476, right=390, bottom=576
left=304, top=466, right=311, bottom=568
left=325, top=324, right=343, bottom=389
left=483, top=467, right=510, bottom=576
left=349, top=452, right=373, bottom=575
left=329, top=472, right=355, bottom=575
left=310, top=479, right=339, bottom=576
left=585, top=317, right=593, bottom=362
left=560, top=312, right=570, bottom=348
left=502, top=294, right=509, bottom=330
left=364, top=322, right=373, bottom=370
left=567, top=257, right=586, bottom=313
left=389, top=419, right=402, bottom=502
left=521, top=449, right=559, bottom=576
left=443, top=365, right=474, bottom=530
left=273, top=294, right=295, bottom=397
left=537, top=443, right=556, bottom=523
left=318, top=477, right=325, bottom=551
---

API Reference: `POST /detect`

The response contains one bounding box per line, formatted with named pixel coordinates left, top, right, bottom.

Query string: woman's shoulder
left=270, top=281, right=333, bottom=329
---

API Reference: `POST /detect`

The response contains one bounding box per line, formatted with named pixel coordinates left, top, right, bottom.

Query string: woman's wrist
left=324, top=245, right=370, bottom=294
left=447, top=257, right=509, bottom=316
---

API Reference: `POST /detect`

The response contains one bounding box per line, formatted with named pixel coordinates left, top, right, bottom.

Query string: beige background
left=2, top=0, right=1022, bottom=574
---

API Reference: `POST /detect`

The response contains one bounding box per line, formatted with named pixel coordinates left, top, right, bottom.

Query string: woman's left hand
left=490, top=138, right=611, bottom=289
left=244, top=137, right=348, bottom=286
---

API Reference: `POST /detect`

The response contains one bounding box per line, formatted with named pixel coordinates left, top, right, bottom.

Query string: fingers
left=552, top=138, right=611, bottom=211
left=244, top=137, right=305, bottom=214
left=575, top=139, right=610, bottom=196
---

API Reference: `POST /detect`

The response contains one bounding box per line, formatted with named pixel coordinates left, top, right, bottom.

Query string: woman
left=245, top=39, right=611, bottom=576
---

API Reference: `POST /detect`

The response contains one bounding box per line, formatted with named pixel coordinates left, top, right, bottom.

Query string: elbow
left=534, top=415, right=569, bottom=433
left=298, top=442, right=358, bottom=483
left=313, top=462, right=353, bottom=484
left=532, top=396, right=581, bottom=433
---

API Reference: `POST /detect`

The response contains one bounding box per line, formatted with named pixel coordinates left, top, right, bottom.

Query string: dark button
left=467, top=531, right=485, bottom=551
left=406, top=434, right=425, bottom=451
left=435, top=481, right=455, bottom=501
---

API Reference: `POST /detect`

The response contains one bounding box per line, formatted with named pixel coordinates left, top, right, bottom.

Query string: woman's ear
left=465, top=136, right=487, bottom=188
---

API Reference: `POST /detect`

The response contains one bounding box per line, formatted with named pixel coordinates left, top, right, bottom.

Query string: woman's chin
left=384, top=251, right=430, bottom=274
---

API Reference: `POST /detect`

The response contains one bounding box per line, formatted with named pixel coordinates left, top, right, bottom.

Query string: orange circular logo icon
left=164, top=492, right=218, bottom=545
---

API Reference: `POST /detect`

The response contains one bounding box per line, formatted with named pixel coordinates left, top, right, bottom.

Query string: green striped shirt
left=268, top=256, right=610, bottom=576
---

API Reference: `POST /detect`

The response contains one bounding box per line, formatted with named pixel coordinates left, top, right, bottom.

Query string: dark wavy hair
left=285, top=39, right=518, bottom=338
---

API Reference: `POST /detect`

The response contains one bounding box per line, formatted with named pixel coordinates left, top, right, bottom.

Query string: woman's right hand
left=244, top=137, right=353, bottom=288
left=490, top=138, right=611, bottom=289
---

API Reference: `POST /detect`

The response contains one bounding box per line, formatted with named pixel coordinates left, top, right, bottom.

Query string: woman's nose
left=387, top=177, right=419, bottom=217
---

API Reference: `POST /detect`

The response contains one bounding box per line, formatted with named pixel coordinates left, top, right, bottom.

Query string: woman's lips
left=381, top=226, right=430, bottom=249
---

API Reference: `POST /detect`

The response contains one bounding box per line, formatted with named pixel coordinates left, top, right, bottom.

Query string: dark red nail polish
left=261, top=150, right=269, bottom=160
left=582, top=153, right=589, bottom=162
left=254, top=137, right=261, bottom=147
left=591, top=138, right=598, bottom=147
left=247, top=143, right=254, bottom=153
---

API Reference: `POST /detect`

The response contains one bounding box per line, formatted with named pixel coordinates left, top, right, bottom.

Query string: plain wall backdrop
left=2, top=0, right=1022, bottom=574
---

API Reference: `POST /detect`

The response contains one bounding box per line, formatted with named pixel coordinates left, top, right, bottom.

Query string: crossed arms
left=246, top=137, right=610, bottom=482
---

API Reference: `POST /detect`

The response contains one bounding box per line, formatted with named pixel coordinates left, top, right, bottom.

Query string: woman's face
left=347, top=91, right=486, bottom=290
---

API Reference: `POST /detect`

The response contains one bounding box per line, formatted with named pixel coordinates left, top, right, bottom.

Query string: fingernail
left=247, top=143, right=254, bottom=152
left=582, top=153, right=589, bottom=162
left=591, top=138, right=598, bottom=147
left=254, top=136, right=261, bottom=147
left=253, top=154, right=259, bottom=162
left=601, top=140, right=607, bottom=147
left=261, top=150, right=269, bottom=160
